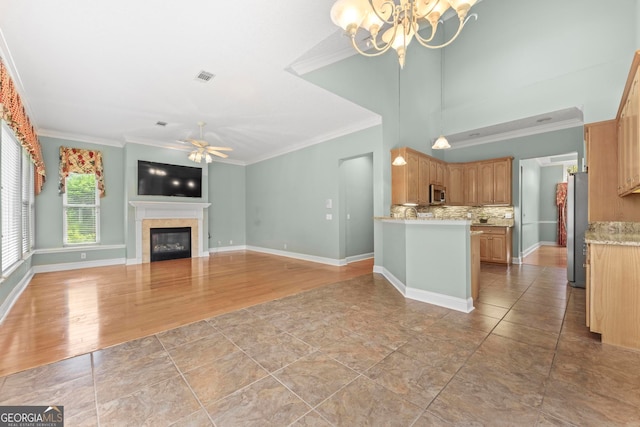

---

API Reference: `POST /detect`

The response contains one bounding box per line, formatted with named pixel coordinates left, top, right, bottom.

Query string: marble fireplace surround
left=129, top=201, right=210, bottom=264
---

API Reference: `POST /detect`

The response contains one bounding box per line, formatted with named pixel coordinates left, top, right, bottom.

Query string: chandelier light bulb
left=330, top=0, right=477, bottom=68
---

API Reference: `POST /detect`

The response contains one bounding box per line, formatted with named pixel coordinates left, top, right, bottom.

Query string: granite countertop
left=585, top=221, right=640, bottom=246
left=470, top=220, right=515, bottom=228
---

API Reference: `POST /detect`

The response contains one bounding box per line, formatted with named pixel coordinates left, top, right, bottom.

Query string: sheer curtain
left=556, top=182, right=568, bottom=246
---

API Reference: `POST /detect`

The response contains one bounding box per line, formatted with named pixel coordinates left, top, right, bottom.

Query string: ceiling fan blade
left=188, top=140, right=208, bottom=148
left=208, top=150, right=229, bottom=159
left=205, top=146, right=233, bottom=152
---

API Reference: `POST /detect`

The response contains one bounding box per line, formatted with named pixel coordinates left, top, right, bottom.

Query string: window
left=2, top=124, right=35, bottom=274
left=63, top=173, right=100, bottom=245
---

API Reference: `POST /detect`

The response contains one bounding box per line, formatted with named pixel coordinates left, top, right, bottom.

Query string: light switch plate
left=326, top=199, right=332, bottom=209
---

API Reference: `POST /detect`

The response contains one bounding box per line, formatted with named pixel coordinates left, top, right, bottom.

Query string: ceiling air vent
left=195, top=70, right=215, bottom=82
left=155, top=121, right=168, bottom=127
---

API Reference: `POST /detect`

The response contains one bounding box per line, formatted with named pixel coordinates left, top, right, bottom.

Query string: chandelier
left=330, top=0, right=478, bottom=68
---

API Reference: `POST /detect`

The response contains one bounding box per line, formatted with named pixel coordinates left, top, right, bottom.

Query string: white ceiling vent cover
left=195, top=70, right=215, bottom=82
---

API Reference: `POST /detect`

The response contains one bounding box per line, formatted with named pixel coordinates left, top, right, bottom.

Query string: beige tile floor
left=1, top=263, right=639, bottom=426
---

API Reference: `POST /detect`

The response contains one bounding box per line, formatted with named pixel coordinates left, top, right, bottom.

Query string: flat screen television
left=137, top=160, right=202, bottom=198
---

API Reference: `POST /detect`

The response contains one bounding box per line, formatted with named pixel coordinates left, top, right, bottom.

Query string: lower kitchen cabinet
left=471, top=226, right=512, bottom=264
left=586, top=243, right=640, bottom=350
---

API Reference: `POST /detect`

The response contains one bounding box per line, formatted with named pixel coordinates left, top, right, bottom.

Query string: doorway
left=518, top=153, right=577, bottom=268
left=339, top=154, right=374, bottom=262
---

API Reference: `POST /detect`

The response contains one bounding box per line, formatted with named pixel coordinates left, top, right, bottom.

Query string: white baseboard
left=345, top=253, right=374, bottom=264
left=209, top=245, right=248, bottom=254
left=33, top=258, right=126, bottom=273
left=540, top=241, right=559, bottom=246
left=374, top=265, right=473, bottom=313
left=246, top=246, right=345, bottom=266
left=521, top=242, right=542, bottom=259
left=0, top=268, right=34, bottom=324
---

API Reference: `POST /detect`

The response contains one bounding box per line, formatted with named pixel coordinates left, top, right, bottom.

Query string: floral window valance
left=0, top=58, right=46, bottom=194
left=59, top=146, right=106, bottom=197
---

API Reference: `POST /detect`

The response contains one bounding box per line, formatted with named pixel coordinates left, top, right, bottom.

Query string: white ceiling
left=0, top=0, right=380, bottom=164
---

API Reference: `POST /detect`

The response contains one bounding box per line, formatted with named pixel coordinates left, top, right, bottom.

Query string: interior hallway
left=0, top=252, right=638, bottom=425
left=522, top=244, right=567, bottom=268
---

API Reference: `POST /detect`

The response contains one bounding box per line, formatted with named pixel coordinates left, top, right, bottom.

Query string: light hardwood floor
left=522, top=245, right=567, bottom=268
left=0, top=251, right=373, bottom=377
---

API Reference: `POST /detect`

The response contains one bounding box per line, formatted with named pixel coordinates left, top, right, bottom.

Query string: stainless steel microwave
left=430, top=184, right=446, bottom=205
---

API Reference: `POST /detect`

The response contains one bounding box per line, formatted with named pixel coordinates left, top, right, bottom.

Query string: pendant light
left=432, top=49, right=451, bottom=149
left=392, top=64, right=407, bottom=166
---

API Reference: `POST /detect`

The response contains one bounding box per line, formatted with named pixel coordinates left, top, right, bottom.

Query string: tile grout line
left=90, top=352, right=102, bottom=427
left=156, top=333, right=219, bottom=427
left=420, top=268, right=552, bottom=421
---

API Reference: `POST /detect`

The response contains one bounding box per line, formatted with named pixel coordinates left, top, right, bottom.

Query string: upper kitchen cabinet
left=447, top=164, right=465, bottom=206
left=418, top=156, right=431, bottom=205
left=617, top=51, right=640, bottom=196
left=478, top=157, right=513, bottom=206
left=429, top=158, right=446, bottom=186
left=464, top=164, right=479, bottom=206
left=391, top=147, right=429, bottom=205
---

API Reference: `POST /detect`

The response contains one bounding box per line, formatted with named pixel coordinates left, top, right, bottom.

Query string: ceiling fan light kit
left=330, top=0, right=478, bottom=68
left=183, top=121, right=233, bottom=163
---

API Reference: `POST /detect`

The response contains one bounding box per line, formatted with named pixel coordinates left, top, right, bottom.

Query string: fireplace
left=150, top=227, right=192, bottom=262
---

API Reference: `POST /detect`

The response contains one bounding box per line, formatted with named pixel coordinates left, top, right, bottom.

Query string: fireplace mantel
left=128, top=201, right=211, bottom=264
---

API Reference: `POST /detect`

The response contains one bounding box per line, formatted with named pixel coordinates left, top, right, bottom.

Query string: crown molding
left=448, top=118, right=584, bottom=150
left=289, top=43, right=359, bottom=76
left=38, top=129, right=125, bottom=147
left=245, top=115, right=381, bottom=165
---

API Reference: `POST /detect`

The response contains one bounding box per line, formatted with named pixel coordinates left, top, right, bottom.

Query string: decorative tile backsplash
left=588, top=221, right=640, bottom=234
left=391, top=205, right=515, bottom=225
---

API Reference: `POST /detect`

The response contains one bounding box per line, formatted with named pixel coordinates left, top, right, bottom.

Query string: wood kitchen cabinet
left=429, top=158, right=445, bottom=186
left=464, top=164, right=479, bottom=206
left=471, top=226, right=512, bottom=264
left=391, top=147, right=429, bottom=205
left=391, top=147, right=513, bottom=207
left=478, top=157, right=513, bottom=205
left=447, top=164, right=465, bottom=205
left=418, top=156, right=431, bottom=205
left=617, top=51, right=640, bottom=196
left=586, top=243, right=640, bottom=350
left=584, top=121, right=640, bottom=222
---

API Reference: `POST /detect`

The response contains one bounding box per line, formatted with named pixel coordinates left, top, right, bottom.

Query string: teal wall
left=246, top=126, right=382, bottom=261
left=36, top=136, right=126, bottom=249
left=382, top=222, right=406, bottom=284
left=406, top=224, right=470, bottom=299
left=521, top=159, right=541, bottom=252
left=540, top=165, right=564, bottom=243
left=443, top=0, right=638, bottom=132
left=32, top=136, right=126, bottom=266
left=209, top=162, right=246, bottom=249
left=340, top=154, right=374, bottom=258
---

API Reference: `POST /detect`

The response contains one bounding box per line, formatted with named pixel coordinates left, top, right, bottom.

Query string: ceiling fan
left=181, top=121, right=233, bottom=163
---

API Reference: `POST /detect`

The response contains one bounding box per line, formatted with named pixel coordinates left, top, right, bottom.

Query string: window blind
left=2, top=126, right=23, bottom=272
left=21, top=152, right=34, bottom=254
left=63, top=173, right=99, bottom=244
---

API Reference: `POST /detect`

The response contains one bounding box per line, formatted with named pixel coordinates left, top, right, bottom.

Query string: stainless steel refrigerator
left=567, top=172, right=588, bottom=288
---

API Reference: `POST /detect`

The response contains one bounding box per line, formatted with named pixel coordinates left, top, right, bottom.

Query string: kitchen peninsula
left=374, top=217, right=481, bottom=313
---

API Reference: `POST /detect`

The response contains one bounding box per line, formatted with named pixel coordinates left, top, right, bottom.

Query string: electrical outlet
left=229, top=240, right=233, bottom=245
left=80, top=252, right=86, bottom=259
left=467, top=213, right=472, bottom=219
left=218, top=240, right=222, bottom=246
left=326, top=214, right=333, bottom=220
left=284, top=243, right=287, bottom=250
